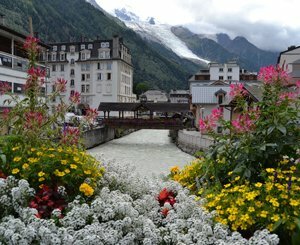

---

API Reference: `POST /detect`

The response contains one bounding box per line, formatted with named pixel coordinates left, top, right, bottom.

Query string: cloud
left=96, top=0, right=300, bottom=51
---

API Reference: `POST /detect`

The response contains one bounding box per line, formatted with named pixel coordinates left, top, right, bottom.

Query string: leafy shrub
left=0, top=145, right=104, bottom=198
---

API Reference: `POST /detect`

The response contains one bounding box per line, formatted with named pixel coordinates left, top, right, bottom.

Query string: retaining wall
left=82, top=126, right=115, bottom=149
left=176, top=129, right=213, bottom=155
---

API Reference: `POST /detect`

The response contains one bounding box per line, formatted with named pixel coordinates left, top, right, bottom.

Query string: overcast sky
left=96, top=0, right=300, bottom=51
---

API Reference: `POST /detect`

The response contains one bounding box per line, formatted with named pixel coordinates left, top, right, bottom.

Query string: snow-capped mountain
left=114, top=8, right=210, bottom=64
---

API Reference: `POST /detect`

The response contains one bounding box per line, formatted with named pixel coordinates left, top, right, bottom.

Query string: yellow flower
left=70, top=164, right=77, bottom=169
left=30, top=148, right=36, bottom=152
left=84, top=170, right=91, bottom=175
left=170, top=166, right=180, bottom=173
left=12, top=146, right=20, bottom=151
left=12, top=168, right=20, bottom=174
left=57, top=147, right=63, bottom=152
left=13, top=157, right=22, bottom=162
left=266, top=168, right=275, bottom=173
left=28, top=158, right=39, bottom=163
left=73, top=157, right=80, bottom=162
left=260, top=210, right=268, bottom=218
left=38, top=171, right=45, bottom=177
left=234, top=176, right=240, bottom=181
left=79, top=183, right=94, bottom=196
left=36, top=152, right=43, bottom=156
left=224, top=183, right=231, bottom=188
left=38, top=177, right=45, bottom=182
left=61, top=160, right=68, bottom=165
left=255, top=182, right=263, bottom=188
left=48, top=148, right=55, bottom=151
left=64, top=169, right=70, bottom=174
left=271, top=214, right=280, bottom=222
left=22, top=163, right=29, bottom=169
left=54, top=169, right=65, bottom=177
left=48, top=154, right=55, bottom=158
left=248, top=207, right=255, bottom=212
left=290, top=199, right=299, bottom=206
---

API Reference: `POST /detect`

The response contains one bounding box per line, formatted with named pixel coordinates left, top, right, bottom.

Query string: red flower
left=0, top=81, right=12, bottom=95
left=55, top=78, right=67, bottom=93
left=60, top=126, right=80, bottom=145
left=157, top=188, right=176, bottom=208
left=85, top=108, right=98, bottom=124
left=23, top=36, right=40, bottom=52
left=161, top=208, right=169, bottom=217
left=24, top=111, right=44, bottom=130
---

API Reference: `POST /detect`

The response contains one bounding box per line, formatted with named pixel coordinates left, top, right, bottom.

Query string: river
left=88, top=129, right=195, bottom=177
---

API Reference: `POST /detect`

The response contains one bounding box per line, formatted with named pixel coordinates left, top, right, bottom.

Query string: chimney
left=288, top=45, right=296, bottom=51
left=81, top=35, right=84, bottom=42
left=0, top=14, right=5, bottom=26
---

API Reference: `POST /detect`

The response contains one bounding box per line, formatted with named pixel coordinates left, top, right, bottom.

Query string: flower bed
left=0, top=158, right=279, bottom=244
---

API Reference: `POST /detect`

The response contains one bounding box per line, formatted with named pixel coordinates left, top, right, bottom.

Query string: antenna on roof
left=29, top=16, right=33, bottom=36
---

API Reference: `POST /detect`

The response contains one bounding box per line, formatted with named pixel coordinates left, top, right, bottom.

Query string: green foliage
left=134, top=82, right=150, bottom=95
left=1, top=145, right=104, bottom=197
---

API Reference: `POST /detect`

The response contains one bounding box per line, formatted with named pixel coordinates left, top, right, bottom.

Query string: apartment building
left=0, top=23, right=48, bottom=112
left=278, top=45, right=300, bottom=82
left=41, top=35, right=136, bottom=113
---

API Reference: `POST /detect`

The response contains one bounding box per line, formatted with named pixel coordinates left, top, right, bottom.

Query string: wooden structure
left=98, top=102, right=191, bottom=129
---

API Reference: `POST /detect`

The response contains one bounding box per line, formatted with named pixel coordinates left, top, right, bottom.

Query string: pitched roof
left=98, top=102, right=190, bottom=113
left=191, top=86, right=230, bottom=104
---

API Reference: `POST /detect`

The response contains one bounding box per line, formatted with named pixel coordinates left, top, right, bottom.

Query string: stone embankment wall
left=83, top=127, right=136, bottom=149
left=174, top=129, right=213, bottom=155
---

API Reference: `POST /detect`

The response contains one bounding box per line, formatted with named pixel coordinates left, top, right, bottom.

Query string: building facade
left=278, top=46, right=300, bottom=82
left=0, top=24, right=48, bottom=112
left=41, top=35, right=136, bottom=113
left=169, top=90, right=189, bottom=103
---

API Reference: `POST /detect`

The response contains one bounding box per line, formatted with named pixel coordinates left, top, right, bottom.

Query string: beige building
left=41, top=36, right=136, bottom=114
left=278, top=46, right=300, bottom=82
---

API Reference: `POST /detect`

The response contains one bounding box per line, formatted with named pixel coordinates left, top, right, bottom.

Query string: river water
left=88, top=129, right=194, bottom=177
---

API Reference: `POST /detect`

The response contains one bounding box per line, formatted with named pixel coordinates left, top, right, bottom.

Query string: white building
left=191, top=81, right=231, bottom=129
left=42, top=35, right=136, bottom=114
left=169, top=90, right=189, bottom=103
left=140, top=90, right=168, bottom=103
left=278, top=46, right=300, bottom=82
left=0, top=24, right=48, bottom=112
left=209, top=61, right=240, bottom=81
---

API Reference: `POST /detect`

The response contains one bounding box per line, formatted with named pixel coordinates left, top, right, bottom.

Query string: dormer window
left=60, top=53, right=65, bottom=61
left=53, top=46, right=57, bottom=51
left=218, top=94, right=224, bottom=104
left=52, top=53, right=56, bottom=61
left=82, top=53, right=86, bottom=60
left=61, top=45, right=66, bottom=51
left=70, top=46, right=75, bottom=54
left=88, top=44, right=93, bottom=49
left=215, top=89, right=227, bottom=105
left=80, top=44, right=85, bottom=50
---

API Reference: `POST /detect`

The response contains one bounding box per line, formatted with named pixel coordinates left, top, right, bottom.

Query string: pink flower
left=85, top=108, right=98, bottom=123
left=258, top=65, right=290, bottom=86
left=199, top=107, right=223, bottom=133
left=231, top=113, right=256, bottom=133
left=55, top=78, right=67, bottom=93
left=25, top=67, right=46, bottom=90
left=229, top=83, right=248, bottom=98
left=23, top=36, right=39, bottom=52
left=2, top=108, right=10, bottom=120
left=69, top=91, right=81, bottom=104
left=60, top=127, right=80, bottom=145
left=24, top=111, right=44, bottom=130
left=279, top=92, right=297, bottom=101
left=0, top=82, right=12, bottom=95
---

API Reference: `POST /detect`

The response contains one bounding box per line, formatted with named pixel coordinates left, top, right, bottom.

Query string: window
left=81, top=63, right=90, bottom=71
left=52, top=53, right=56, bottom=61
left=219, top=76, right=223, bottom=80
left=60, top=53, right=65, bottom=61
left=70, top=46, right=75, bottom=54
left=70, top=79, right=75, bottom=87
left=60, top=64, right=64, bottom=72
left=218, top=95, right=223, bottom=104
left=81, top=74, right=85, bottom=81
left=228, top=68, right=232, bottom=72
left=101, top=42, right=109, bottom=48
left=80, top=44, right=85, bottom=50
left=86, top=74, right=90, bottom=80
left=99, top=51, right=105, bottom=59
left=70, top=69, right=75, bottom=76
left=228, top=76, right=232, bottom=80
left=107, top=73, right=111, bottom=80
left=96, top=84, right=102, bottom=93
left=107, top=62, right=112, bottom=70
left=105, top=51, right=110, bottom=59
left=217, top=126, right=223, bottom=134
left=86, top=84, right=90, bottom=93
left=81, top=85, right=85, bottom=93
left=88, top=44, right=93, bottom=49
left=70, top=90, right=75, bottom=96
left=52, top=85, right=55, bottom=93
left=61, top=45, right=66, bottom=51
left=53, top=46, right=57, bottom=51
left=81, top=53, right=86, bottom=60
left=52, top=65, right=56, bottom=72
left=106, top=83, right=112, bottom=93
left=97, top=73, right=102, bottom=80
left=219, top=68, right=223, bottom=72
left=71, top=59, right=75, bottom=65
